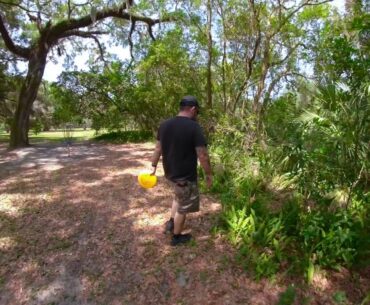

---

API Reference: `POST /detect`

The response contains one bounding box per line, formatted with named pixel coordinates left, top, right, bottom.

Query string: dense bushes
left=94, top=130, right=153, bottom=144
left=211, top=148, right=369, bottom=280
left=271, top=84, right=369, bottom=201
left=208, top=83, right=369, bottom=280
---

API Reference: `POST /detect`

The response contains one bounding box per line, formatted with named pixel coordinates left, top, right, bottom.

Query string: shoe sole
left=170, top=236, right=192, bottom=246
left=171, top=240, right=191, bottom=246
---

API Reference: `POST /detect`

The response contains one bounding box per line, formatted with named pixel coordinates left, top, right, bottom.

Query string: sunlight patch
left=21, top=261, right=38, bottom=273
left=14, top=149, right=32, bottom=158
left=73, top=180, right=103, bottom=188
left=135, top=213, right=164, bottom=228
left=312, top=271, right=331, bottom=291
left=85, top=156, right=105, bottom=161
left=20, top=162, right=36, bottom=168
left=34, top=264, right=83, bottom=304
left=42, top=164, right=64, bottom=171
left=0, top=194, right=21, bottom=215
left=0, top=236, right=16, bottom=250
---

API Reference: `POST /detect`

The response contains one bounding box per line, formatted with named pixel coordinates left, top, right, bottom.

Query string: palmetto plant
left=280, top=82, right=369, bottom=205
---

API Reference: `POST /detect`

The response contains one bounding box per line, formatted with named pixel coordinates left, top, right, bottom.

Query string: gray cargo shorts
left=169, top=180, right=200, bottom=214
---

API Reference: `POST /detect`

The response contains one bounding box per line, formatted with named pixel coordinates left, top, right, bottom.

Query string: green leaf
left=307, top=260, right=314, bottom=284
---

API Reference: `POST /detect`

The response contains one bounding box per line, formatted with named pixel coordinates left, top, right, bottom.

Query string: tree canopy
left=0, top=0, right=173, bottom=147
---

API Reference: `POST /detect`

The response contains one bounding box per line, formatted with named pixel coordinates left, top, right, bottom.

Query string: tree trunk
left=206, top=0, right=213, bottom=109
left=220, top=8, right=227, bottom=112
left=253, top=41, right=270, bottom=140
left=10, top=50, right=47, bottom=148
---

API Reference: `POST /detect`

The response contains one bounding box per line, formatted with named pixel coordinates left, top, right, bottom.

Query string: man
left=151, top=96, right=212, bottom=246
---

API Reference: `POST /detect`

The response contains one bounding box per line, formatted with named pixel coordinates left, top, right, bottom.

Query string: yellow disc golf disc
left=138, top=172, right=157, bottom=189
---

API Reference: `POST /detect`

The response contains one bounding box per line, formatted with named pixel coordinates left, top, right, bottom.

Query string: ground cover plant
left=207, top=82, right=370, bottom=303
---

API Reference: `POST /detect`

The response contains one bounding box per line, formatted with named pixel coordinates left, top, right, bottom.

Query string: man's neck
left=177, top=111, right=192, bottom=118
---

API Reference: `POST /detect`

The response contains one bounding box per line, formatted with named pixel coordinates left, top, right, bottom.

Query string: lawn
left=0, top=129, right=100, bottom=144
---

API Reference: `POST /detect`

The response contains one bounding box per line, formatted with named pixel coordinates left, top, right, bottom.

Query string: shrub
left=94, top=130, right=153, bottom=143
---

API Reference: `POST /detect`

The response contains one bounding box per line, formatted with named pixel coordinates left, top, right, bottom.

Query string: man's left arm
left=151, top=140, right=162, bottom=175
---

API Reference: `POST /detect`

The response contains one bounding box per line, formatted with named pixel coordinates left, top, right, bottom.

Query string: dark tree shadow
left=2, top=142, right=367, bottom=305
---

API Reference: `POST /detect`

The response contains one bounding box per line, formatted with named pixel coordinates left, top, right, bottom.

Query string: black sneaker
left=163, top=219, right=174, bottom=234
left=171, top=234, right=192, bottom=246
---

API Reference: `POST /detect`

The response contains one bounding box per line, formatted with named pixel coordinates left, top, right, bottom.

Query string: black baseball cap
left=180, top=95, right=199, bottom=108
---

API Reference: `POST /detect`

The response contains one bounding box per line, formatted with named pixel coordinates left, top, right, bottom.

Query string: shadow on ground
left=0, top=142, right=369, bottom=305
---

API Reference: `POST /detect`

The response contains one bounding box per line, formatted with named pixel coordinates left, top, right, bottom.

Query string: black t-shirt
left=157, top=116, right=207, bottom=182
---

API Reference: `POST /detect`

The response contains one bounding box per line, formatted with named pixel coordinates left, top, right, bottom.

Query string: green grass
left=0, top=129, right=98, bottom=144
left=0, top=133, right=8, bottom=143
left=0, top=129, right=154, bottom=145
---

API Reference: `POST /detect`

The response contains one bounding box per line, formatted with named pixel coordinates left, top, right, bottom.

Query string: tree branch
left=263, top=70, right=290, bottom=105
left=59, top=30, right=108, bottom=63
left=128, top=20, right=136, bottom=60
left=0, top=0, right=39, bottom=15
left=0, top=14, right=31, bottom=59
left=147, top=24, right=156, bottom=41
left=232, top=0, right=262, bottom=113
left=90, top=36, right=106, bottom=64
left=269, top=0, right=333, bottom=40
left=82, top=81, right=127, bottom=114
left=271, top=42, right=304, bottom=66
left=68, top=0, right=72, bottom=20
left=58, top=30, right=108, bottom=39
left=49, top=3, right=169, bottom=43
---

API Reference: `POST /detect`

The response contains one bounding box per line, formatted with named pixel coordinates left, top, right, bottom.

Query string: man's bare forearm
left=151, top=141, right=162, bottom=167
left=196, top=146, right=212, bottom=175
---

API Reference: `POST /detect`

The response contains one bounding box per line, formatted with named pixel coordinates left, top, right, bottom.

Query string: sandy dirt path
left=0, top=142, right=368, bottom=305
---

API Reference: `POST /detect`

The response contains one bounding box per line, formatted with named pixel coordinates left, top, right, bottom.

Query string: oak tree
left=0, top=0, right=167, bottom=148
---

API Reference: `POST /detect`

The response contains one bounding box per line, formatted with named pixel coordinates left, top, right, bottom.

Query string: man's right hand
left=150, top=165, right=157, bottom=176
left=150, top=141, right=161, bottom=175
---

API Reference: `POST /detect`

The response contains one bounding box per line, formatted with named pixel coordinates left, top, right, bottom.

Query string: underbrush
left=210, top=162, right=369, bottom=282
left=205, top=113, right=369, bottom=283
left=94, top=130, right=153, bottom=143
